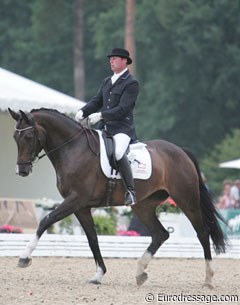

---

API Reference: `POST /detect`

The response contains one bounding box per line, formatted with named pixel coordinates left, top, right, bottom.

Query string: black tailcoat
left=81, top=70, right=139, bottom=141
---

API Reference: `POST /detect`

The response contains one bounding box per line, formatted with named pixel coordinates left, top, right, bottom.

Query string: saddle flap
left=96, top=130, right=152, bottom=180
left=101, top=130, right=118, bottom=170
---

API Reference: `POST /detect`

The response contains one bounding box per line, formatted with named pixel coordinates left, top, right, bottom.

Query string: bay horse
left=8, top=108, right=226, bottom=288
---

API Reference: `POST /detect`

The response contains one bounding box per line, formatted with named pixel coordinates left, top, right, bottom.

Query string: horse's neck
left=35, top=112, right=83, bottom=150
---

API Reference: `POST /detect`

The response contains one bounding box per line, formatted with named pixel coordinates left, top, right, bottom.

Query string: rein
left=83, top=127, right=100, bottom=157
left=37, top=128, right=85, bottom=160
left=15, top=120, right=100, bottom=166
left=38, top=126, right=99, bottom=160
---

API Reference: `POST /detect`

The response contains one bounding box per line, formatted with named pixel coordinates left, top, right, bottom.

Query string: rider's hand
left=75, top=110, right=84, bottom=122
left=88, top=112, right=102, bottom=125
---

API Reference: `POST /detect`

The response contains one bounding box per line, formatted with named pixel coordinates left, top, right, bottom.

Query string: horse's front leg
left=74, top=208, right=106, bottom=284
left=18, top=193, right=79, bottom=268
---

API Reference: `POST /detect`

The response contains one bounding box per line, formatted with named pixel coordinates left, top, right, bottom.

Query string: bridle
left=15, top=121, right=99, bottom=170
left=15, top=125, right=42, bottom=171
left=15, top=126, right=35, bottom=133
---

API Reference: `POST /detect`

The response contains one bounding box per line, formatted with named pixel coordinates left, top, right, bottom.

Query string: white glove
left=75, top=110, right=84, bottom=122
left=88, top=112, right=102, bottom=125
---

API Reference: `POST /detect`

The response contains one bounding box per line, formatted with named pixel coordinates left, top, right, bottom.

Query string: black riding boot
left=117, top=154, right=136, bottom=206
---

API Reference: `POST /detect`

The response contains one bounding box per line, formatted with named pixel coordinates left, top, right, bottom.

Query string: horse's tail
left=182, top=148, right=227, bottom=254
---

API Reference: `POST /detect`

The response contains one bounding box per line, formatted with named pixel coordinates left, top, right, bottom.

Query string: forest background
left=1, top=0, right=240, bottom=195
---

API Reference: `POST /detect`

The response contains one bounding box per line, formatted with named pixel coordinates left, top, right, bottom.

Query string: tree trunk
left=73, top=0, right=85, bottom=100
left=124, top=0, right=136, bottom=75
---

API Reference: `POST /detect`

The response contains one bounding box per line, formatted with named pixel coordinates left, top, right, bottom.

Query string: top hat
left=107, top=48, right=132, bottom=65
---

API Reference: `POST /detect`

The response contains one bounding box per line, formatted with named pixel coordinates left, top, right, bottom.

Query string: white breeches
left=113, top=133, right=131, bottom=161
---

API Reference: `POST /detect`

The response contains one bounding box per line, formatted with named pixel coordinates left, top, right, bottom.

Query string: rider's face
left=109, top=56, right=127, bottom=73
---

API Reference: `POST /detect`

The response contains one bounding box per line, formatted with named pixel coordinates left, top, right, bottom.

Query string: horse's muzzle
left=16, top=163, right=32, bottom=177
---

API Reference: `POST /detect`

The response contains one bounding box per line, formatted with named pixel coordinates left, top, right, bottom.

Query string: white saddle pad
left=96, top=130, right=152, bottom=180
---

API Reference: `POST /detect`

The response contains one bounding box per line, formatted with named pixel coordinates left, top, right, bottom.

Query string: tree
left=0, top=1, right=33, bottom=73
left=1, top=0, right=240, bottom=162
left=83, top=0, right=125, bottom=99
left=125, top=0, right=136, bottom=75
left=201, top=129, right=240, bottom=195
left=0, top=0, right=75, bottom=95
left=29, top=0, right=74, bottom=95
left=135, top=0, right=240, bottom=158
left=73, top=0, right=85, bottom=100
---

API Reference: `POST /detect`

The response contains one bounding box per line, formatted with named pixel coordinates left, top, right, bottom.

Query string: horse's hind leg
left=18, top=193, right=79, bottom=268
left=74, top=208, right=106, bottom=284
left=132, top=201, right=169, bottom=286
left=182, top=208, right=214, bottom=288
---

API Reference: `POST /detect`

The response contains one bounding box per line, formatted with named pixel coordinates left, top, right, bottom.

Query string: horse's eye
left=24, top=134, right=34, bottom=141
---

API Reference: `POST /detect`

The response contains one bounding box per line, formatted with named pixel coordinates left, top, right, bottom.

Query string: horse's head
left=8, top=108, right=43, bottom=177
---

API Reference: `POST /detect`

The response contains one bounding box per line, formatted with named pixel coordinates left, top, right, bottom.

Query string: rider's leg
left=114, top=133, right=136, bottom=206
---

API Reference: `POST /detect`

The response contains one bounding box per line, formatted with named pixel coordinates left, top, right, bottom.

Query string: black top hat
left=107, top=48, right=132, bottom=65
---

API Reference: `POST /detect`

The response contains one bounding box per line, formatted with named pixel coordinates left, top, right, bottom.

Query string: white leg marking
left=20, top=235, right=39, bottom=259
left=203, top=260, right=214, bottom=288
left=136, top=250, right=152, bottom=276
left=90, top=264, right=104, bottom=283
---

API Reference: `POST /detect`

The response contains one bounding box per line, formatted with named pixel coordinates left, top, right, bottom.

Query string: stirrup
left=124, top=190, right=136, bottom=206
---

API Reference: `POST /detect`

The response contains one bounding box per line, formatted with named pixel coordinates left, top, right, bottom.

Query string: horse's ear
left=19, top=110, right=30, bottom=124
left=8, top=108, right=20, bottom=121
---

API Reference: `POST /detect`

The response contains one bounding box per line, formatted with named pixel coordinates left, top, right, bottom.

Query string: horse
left=8, top=107, right=227, bottom=288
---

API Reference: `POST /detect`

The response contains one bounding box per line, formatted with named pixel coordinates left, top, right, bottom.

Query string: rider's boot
left=117, top=154, right=136, bottom=206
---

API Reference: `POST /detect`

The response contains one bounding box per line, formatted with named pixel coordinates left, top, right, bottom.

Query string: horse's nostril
left=17, top=162, right=32, bottom=177
left=19, top=171, right=29, bottom=177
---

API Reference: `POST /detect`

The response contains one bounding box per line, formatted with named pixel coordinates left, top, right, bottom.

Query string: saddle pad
left=96, top=130, right=152, bottom=180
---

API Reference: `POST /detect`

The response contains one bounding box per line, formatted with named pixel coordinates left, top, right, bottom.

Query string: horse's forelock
left=16, top=110, right=35, bottom=127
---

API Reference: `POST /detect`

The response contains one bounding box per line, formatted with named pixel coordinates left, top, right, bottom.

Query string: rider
left=75, top=48, right=139, bottom=206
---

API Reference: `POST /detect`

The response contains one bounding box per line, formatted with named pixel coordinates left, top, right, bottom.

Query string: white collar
left=111, top=68, right=128, bottom=84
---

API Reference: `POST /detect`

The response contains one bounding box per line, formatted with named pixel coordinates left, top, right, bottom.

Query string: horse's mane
left=30, top=108, right=81, bottom=127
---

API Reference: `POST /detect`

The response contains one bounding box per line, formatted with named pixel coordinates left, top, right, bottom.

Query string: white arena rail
left=0, top=234, right=239, bottom=259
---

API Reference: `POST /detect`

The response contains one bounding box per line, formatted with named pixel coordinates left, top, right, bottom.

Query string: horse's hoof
left=202, top=283, right=214, bottom=289
left=18, top=257, right=32, bottom=268
left=136, top=272, right=148, bottom=286
left=89, top=279, right=101, bottom=285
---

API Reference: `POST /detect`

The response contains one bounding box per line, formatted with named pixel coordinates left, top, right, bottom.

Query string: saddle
left=97, top=130, right=152, bottom=206
left=101, top=130, right=118, bottom=171
left=97, top=130, right=151, bottom=180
